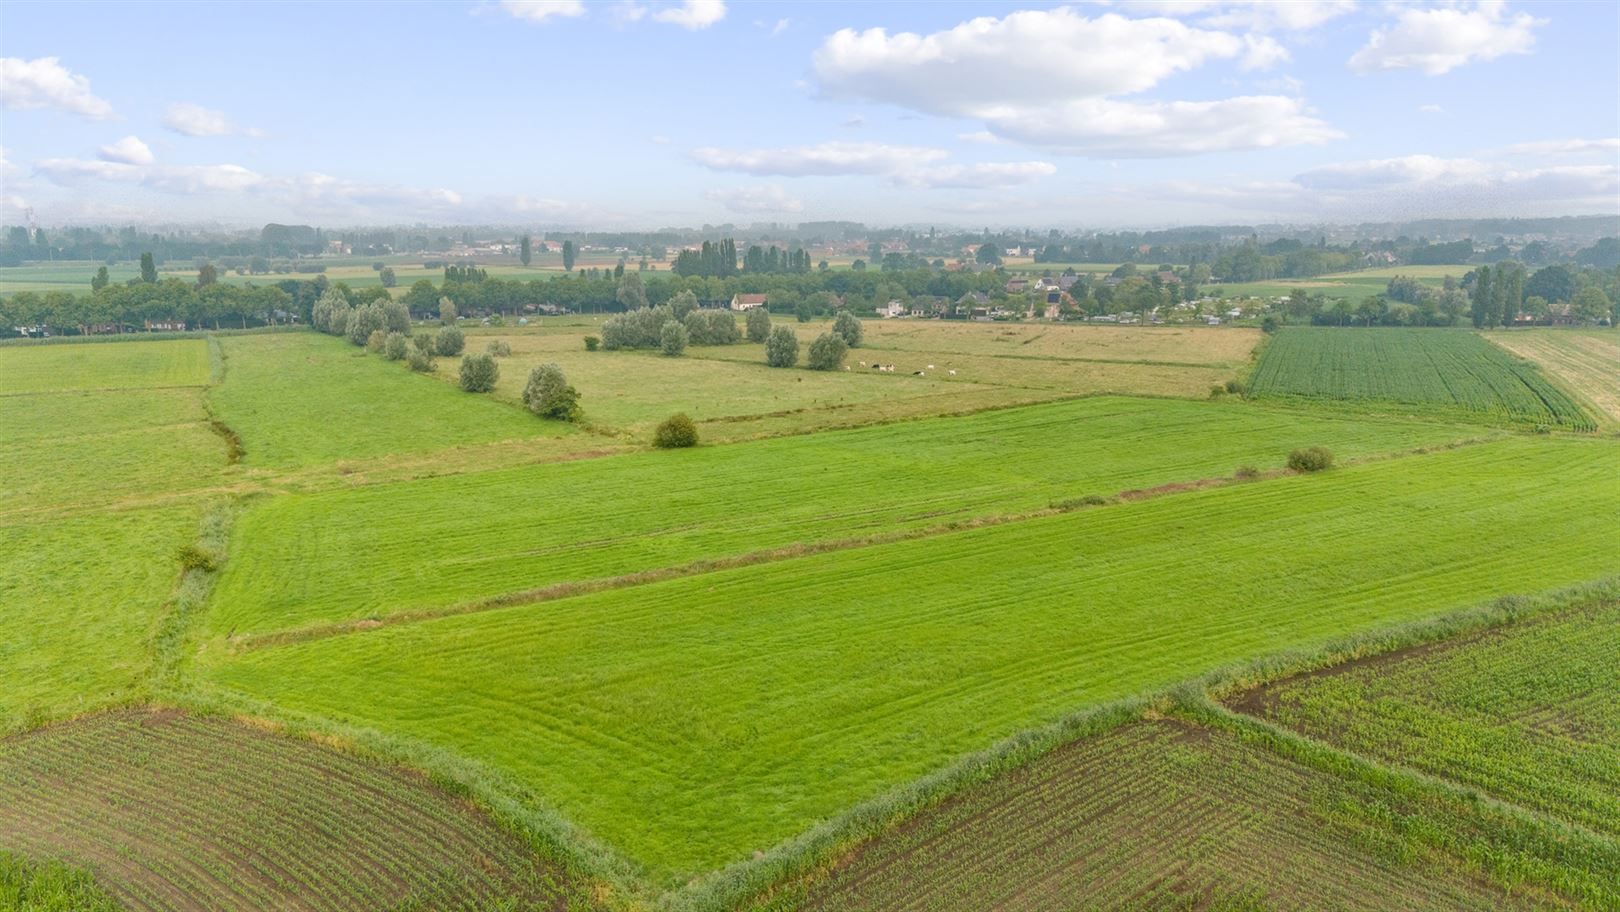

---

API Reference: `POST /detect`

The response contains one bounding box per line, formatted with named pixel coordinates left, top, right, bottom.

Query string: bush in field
left=381, top=300, right=411, bottom=335
left=653, top=413, right=698, bottom=449
left=745, top=306, right=771, bottom=343
left=523, top=363, right=580, bottom=420
left=705, top=309, right=741, bottom=344
left=1261, top=315, right=1280, bottom=333
left=383, top=332, right=408, bottom=361
left=584, top=336, right=600, bottom=351
left=807, top=332, right=847, bottom=371
left=414, top=332, right=435, bottom=354
left=601, top=305, right=673, bottom=350
left=406, top=348, right=434, bottom=372
left=311, top=288, right=350, bottom=335
left=833, top=310, right=863, bottom=348
left=1235, top=465, right=1260, bottom=480
left=1224, top=379, right=1245, bottom=395
left=667, top=289, right=699, bottom=320
left=485, top=339, right=512, bottom=357
left=1288, top=446, right=1334, bottom=473
left=459, top=353, right=500, bottom=392
left=346, top=303, right=385, bottom=347
left=660, top=320, right=688, bottom=357
left=435, top=325, right=465, bottom=356
left=765, top=326, right=799, bottom=367
left=365, top=329, right=387, bottom=353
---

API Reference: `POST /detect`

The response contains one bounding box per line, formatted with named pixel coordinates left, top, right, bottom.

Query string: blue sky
left=2, top=0, right=1616, bottom=228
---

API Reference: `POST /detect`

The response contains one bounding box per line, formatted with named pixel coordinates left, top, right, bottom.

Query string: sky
left=1, top=0, right=1617, bottom=229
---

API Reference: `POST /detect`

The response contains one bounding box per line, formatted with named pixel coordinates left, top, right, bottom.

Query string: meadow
left=1248, top=327, right=1594, bottom=429
left=1487, top=329, right=1620, bottom=428
left=766, top=719, right=1597, bottom=912
left=0, top=338, right=210, bottom=392
left=201, top=437, right=1620, bottom=880
left=1236, top=600, right=1620, bottom=837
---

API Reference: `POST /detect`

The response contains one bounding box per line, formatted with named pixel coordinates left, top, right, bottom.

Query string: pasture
left=200, top=437, right=1620, bottom=879
left=0, top=338, right=210, bottom=393
left=1248, top=327, right=1594, bottom=429
left=1487, top=329, right=1620, bottom=428
left=1236, top=599, right=1620, bottom=837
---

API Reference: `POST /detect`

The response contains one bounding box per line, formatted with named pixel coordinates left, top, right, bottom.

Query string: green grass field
left=1236, top=600, right=1620, bottom=837
left=769, top=719, right=1598, bottom=911
left=1249, top=327, right=1594, bottom=429
left=205, top=396, right=1482, bottom=640
left=0, top=338, right=210, bottom=392
left=1, top=851, right=123, bottom=912
left=200, top=437, right=1620, bottom=880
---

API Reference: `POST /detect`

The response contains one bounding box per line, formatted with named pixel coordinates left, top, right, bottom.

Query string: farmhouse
left=730, top=293, right=768, bottom=312
left=145, top=319, right=186, bottom=332
left=879, top=300, right=907, bottom=318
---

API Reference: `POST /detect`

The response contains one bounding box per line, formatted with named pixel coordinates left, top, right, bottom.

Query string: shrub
left=584, top=336, right=600, bottom=351
left=459, top=353, right=500, bottom=392
left=435, top=325, right=465, bottom=356
left=523, top=363, right=580, bottom=420
left=833, top=310, right=863, bottom=347
left=600, top=305, right=673, bottom=350
left=414, top=332, right=436, bottom=353
left=660, top=320, right=688, bottom=357
left=439, top=297, right=457, bottom=325
left=365, top=329, right=388, bottom=353
left=486, top=339, right=512, bottom=357
left=1235, top=465, right=1260, bottom=480
left=653, top=412, right=698, bottom=449
left=667, top=290, right=699, bottom=320
left=346, top=303, right=384, bottom=346
left=383, top=332, right=408, bottom=361
left=765, top=325, right=799, bottom=368
left=381, top=300, right=411, bottom=335
left=176, top=544, right=220, bottom=573
left=488, top=313, right=504, bottom=327
left=705, top=309, right=741, bottom=344
left=745, top=306, right=771, bottom=343
left=1209, top=385, right=1226, bottom=399
left=807, top=332, right=848, bottom=371
left=1287, top=446, right=1334, bottom=473
left=406, top=348, right=434, bottom=372
left=1261, top=315, right=1280, bottom=334
left=1224, top=379, right=1245, bottom=395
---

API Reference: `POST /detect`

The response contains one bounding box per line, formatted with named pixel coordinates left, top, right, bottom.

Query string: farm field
left=0, top=709, right=589, bottom=911
left=765, top=719, right=1602, bottom=912
left=204, top=396, right=1482, bottom=640
left=0, top=338, right=210, bottom=392
left=199, top=436, right=1620, bottom=880
left=1235, top=599, right=1620, bottom=837
left=1248, top=327, right=1594, bottom=429
left=1487, top=329, right=1620, bottom=428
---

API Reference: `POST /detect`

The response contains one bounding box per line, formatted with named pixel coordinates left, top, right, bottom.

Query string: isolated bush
left=176, top=544, right=220, bottom=573
left=485, top=339, right=512, bottom=357
left=406, top=348, right=434, bottom=372
left=1224, top=379, right=1245, bottom=395
left=383, top=332, right=408, bottom=361
left=745, top=306, right=771, bottom=343
left=414, top=332, right=436, bottom=353
left=807, top=332, right=847, bottom=371
left=435, top=325, right=465, bottom=356
left=660, top=320, right=689, bottom=357
left=523, top=363, right=580, bottom=420
left=1234, top=465, right=1260, bottom=480
left=1287, top=446, right=1334, bottom=473
left=488, top=313, right=504, bottom=327
left=1261, top=315, right=1280, bottom=334
left=365, top=329, right=387, bottom=353
left=582, top=336, right=600, bottom=351
left=1209, top=384, right=1226, bottom=399
left=459, top=353, right=500, bottom=392
left=765, top=325, right=799, bottom=368
left=653, top=412, right=698, bottom=449
left=833, top=310, right=863, bottom=348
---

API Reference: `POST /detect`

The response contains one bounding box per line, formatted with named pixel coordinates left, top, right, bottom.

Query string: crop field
left=1487, top=329, right=1620, bottom=428
left=766, top=719, right=1594, bottom=912
left=0, top=709, right=587, bottom=911
left=200, top=437, right=1620, bottom=879
left=0, top=338, right=210, bottom=392
left=1248, top=327, right=1594, bottom=429
left=854, top=320, right=1259, bottom=366
left=205, top=396, right=1480, bottom=640
left=1235, top=600, right=1620, bottom=837
left=2, top=852, right=122, bottom=912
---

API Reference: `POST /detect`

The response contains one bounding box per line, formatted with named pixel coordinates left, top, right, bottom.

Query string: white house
left=730, top=293, right=768, bottom=311
left=879, top=299, right=907, bottom=318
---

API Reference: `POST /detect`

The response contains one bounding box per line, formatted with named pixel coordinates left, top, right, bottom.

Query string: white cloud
left=1503, top=137, right=1620, bottom=159
left=1295, top=154, right=1492, bottom=190
left=1133, top=1, right=1357, bottom=33
left=1286, top=153, right=1617, bottom=214
left=0, top=57, right=114, bottom=120
left=841, top=115, right=865, bottom=128
left=162, top=102, right=264, bottom=138
left=1418, top=103, right=1445, bottom=114
left=770, top=17, right=789, bottom=37
left=811, top=9, right=1332, bottom=157
left=34, top=157, right=146, bottom=184
left=692, top=141, right=947, bottom=176
left=98, top=135, right=154, bottom=166
left=704, top=184, right=804, bottom=213
left=1350, top=2, right=1543, bottom=75
left=898, top=161, right=1058, bottom=189
left=654, top=0, right=725, bottom=29
left=500, top=0, right=586, bottom=23
left=957, top=130, right=1004, bottom=144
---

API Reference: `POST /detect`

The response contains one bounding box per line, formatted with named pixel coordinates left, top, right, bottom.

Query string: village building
left=729, top=293, right=768, bottom=312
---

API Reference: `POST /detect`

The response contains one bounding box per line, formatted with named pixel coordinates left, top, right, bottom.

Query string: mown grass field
left=201, top=437, right=1620, bottom=880
left=205, top=396, right=1481, bottom=640
left=1249, top=327, right=1594, bottom=429
left=1487, top=329, right=1620, bottom=429
left=1236, top=600, right=1620, bottom=837
left=766, top=719, right=1599, bottom=912
left=0, top=710, right=588, bottom=911
left=0, top=338, right=210, bottom=392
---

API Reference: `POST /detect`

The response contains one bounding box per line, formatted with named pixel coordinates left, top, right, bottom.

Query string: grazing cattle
left=913, top=370, right=925, bottom=376
left=948, top=369, right=957, bottom=376
left=927, top=364, right=935, bottom=369
left=859, top=361, right=866, bottom=366
left=871, top=363, right=882, bottom=370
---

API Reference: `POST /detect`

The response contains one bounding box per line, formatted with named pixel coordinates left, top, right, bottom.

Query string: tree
left=660, top=320, right=688, bottom=357
left=383, top=332, right=409, bottom=361
left=91, top=266, right=109, bottom=292
left=653, top=413, right=698, bottom=449
left=523, top=363, right=580, bottom=420
left=765, top=325, right=799, bottom=367
left=402, top=279, right=438, bottom=316
left=1572, top=286, right=1612, bottom=322
left=562, top=240, right=577, bottom=272
left=745, top=305, right=771, bottom=343
left=198, top=263, right=218, bottom=286
left=435, top=325, right=465, bottom=356
left=667, top=289, right=698, bottom=320
left=832, top=310, right=863, bottom=347
left=520, top=235, right=532, bottom=267
left=381, top=300, right=411, bottom=335
left=975, top=243, right=1001, bottom=266
left=406, top=348, right=434, bottom=372
left=617, top=271, right=648, bottom=311
left=140, top=253, right=157, bottom=284
left=1470, top=265, right=1493, bottom=328
left=379, top=266, right=397, bottom=288
left=439, top=296, right=457, bottom=325
left=459, top=353, right=500, bottom=392
left=807, top=332, right=847, bottom=371
left=346, top=303, right=385, bottom=346
left=1525, top=264, right=1577, bottom=304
